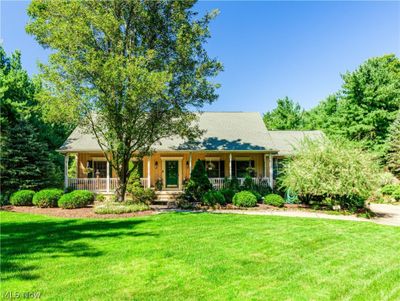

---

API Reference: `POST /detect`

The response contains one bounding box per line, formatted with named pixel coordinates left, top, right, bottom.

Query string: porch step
left=155, top=191, right=182, bottom=202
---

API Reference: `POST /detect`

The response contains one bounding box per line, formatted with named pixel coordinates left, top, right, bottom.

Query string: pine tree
left=387, top=112, right=400, bottom=178
left=184, top=160, right=213, bottom=202
left=0, top=119, right=59, bottom=194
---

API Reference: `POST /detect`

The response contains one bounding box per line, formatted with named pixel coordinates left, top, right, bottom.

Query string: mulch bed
left=1, top=205, right=156, bottom=219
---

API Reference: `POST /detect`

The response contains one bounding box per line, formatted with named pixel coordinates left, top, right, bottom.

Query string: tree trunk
left=115, top=157, right=130, bottom=202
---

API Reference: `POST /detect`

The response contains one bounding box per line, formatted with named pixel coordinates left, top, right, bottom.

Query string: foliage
left=126, top=187, right=156, bottom=205
left=392, top=187, right=400, bottom=201
left=58, top=190, right=95, bottom=209
left=32, top=189, right=64, bottom=208
left=94, top=202, right=149, bottom=214
left=264, top=194, right=284, bottom=207
left=223, top=177, right=240, bottom=192
left=27, top=1, right=222, bottom=201
left=263, top=97, right=304, bottom=130
left=280, top=137, right=381, bottom=211
left=232, top=191, right=257, bottom=207
left=202, top=190, right=225, bottom=206
left=95, top=194, right=106, bottom=202
left=126, top=162, right=143, bottom=194
left=155, top=178, right=163, bottom=191
left=184, top=160, right=213, bottom=202
left=381, top=184, right=399, bottom=195
left=386, top=112, right=400, bottom=177
left=10, top=190, right=35, bottom=206
left=220, top=188, right=235, bottom=203
left=0, top=48, right=68, bottom=194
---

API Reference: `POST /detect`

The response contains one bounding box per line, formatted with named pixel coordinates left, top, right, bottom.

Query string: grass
left=1, top=211, right=400, bottom=301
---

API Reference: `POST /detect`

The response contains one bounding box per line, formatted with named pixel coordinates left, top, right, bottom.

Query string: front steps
left=154, top=191, right=182, bottom=207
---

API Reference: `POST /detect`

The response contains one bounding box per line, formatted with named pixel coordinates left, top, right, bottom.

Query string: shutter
left=231, top=160, right=236, bottom=177
left=88, top=160, right=93, bottom=178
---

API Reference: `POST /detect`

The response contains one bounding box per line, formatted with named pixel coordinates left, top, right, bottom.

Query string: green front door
left=165, top=160, right=179, bottom=187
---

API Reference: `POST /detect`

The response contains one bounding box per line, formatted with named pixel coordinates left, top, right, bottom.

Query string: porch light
left=155, top=161, right=158, bottom=169
left=186, top=161, right=189, bottom=168
left=207, top=161, right=215, bottom=170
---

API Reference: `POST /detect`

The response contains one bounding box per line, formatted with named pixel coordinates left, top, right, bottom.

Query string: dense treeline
left=0, top=47, right=74, bottom=200
left=264, top=54, right=400, bottom=173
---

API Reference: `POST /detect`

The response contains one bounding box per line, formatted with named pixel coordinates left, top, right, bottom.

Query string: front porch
left=66, top=177, right=271, bottom=193
left=64, top=150, right=280, bottom=193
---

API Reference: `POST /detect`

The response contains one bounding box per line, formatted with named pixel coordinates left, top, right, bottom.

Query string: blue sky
left=1, top=1, right=399, bottom=113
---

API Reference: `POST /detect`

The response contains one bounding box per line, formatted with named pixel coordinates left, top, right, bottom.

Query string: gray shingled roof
left=268, top=130, right=324, bottom=156
left=59, top=112, right=278, bottom=153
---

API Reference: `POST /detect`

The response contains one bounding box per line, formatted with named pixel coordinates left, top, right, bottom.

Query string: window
left=273, top=158, right=284, bottom=179
left=131, top=160, right=144, bottom=178
left=232, top=160, right=255, bottom=177
left=93, top=161, right=107, bottom=178
left=201, top=159, right=225, bottom=178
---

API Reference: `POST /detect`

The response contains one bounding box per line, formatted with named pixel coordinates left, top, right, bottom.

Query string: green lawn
left=1, top=211, right=400, bottom=301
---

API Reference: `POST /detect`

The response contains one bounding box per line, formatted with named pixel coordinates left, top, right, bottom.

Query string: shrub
left=251, top=191, right=263, bottom=202
left=10, top=190, right=35, bottom=206
left=96, top=194, right=106, bottom=202
left=264, top=194, right=284, bottom=207
left=64, top=186, right=75, bottom=193
left=232, top=191, right=257, bottom=207
left=33, top=189, right=64, bottom=208
left=58, top=190, right=94, bottom=209
left=202, top=190, right=225, bottom=206
left=393, top=187, right=400, bottom=201
left=126, top=187, right=156, bottom=205
left=280, top=137, right=381, bottom=211
left=183, top=160, right=213, bottom=202
left=223, top=177, right=240, bottom=192
left=381, top=184, right=399, bottom=195
left=94, top=202, right=149, bottom=214
left=220, top=188, right=235, bottom=203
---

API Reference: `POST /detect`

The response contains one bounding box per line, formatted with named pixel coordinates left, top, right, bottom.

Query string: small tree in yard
left=27, top=0, right=222, bottom=201
left=184, top=160, right=213, bottom=202
left=280, top=137, right=382, bottom=211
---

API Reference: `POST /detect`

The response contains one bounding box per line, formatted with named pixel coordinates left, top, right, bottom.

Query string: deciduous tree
left=27, top=0, right=222, bottom=201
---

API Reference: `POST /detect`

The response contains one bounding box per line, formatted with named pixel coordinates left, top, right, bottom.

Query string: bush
left=33, top=189, right=64, bottom=208
left=202, top=190, right=225, bottom=206
left=94, top=202, right=149, bottom=214
left=264, top=194, right=284, bottom=207
left=58, top=190, right=94, bottom=209
left=232, top=191, right=257, bottom=207
left=64, top=186, right=75, bottom=193
left=223, top=177, right=240, bottom=192
left=183, top=160, right=213, bottom=202
left=127, top=187, right=156, bottom=205
left=393, top=187, right=400, bottom=201
left=10, top=190, right=35, bottom=206
left=381, top=184, right=399, bottom=195
left=280, top=138, right=381, bottom=211
left=96, top=194, right=106, bottom=202
left=220, top=188, right=235, bottom=203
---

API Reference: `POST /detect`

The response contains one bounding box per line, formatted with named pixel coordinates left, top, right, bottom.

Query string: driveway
left=369, top=203, right=400, bottom=226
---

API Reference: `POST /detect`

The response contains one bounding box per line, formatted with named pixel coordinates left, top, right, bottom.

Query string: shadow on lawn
left=1, top=218, right=155, bottom=281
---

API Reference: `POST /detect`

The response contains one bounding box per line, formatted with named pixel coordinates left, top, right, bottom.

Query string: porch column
left=229, top=153, right=232, bottom=179
left=269, top=154, right=274, bottom=189
left=189, top=152, right=192, bottom=175
left=64, top=154, right=69, bottom=189
left=264, top=154, right=267, bottom=178
left=106, top=160, right=110, bottom=193
left=147, top=156, right=151, bottom=188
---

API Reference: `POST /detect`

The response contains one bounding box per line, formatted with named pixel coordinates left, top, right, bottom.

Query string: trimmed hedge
left=202, top=190, right=226, bottom=206
left=381, top=184, right=399, bottom=195
left=233, top=191, right=257, bottom=207
left=264, top=194, right=284, bottom=207
left=393, top=187, right=400, bottom=201
left=33, top=189, right=64, bottom=208
left=58, top=190, right=95, bottom=209
left=10, top=190, right=35, bottom=206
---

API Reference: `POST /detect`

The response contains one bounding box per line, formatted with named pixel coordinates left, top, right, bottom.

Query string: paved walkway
left=206, top=204, right=400, bottom=227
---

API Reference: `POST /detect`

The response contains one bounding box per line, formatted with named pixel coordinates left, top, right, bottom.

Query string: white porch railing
left=68, top=178, right=147, bottom=192
left=209, top=177, right=271, bottom=190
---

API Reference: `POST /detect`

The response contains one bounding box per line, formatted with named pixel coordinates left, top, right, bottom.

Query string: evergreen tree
left=184, top=160, right=213, bottom=201
left=1, top=119, right=60, bottom=194
left=387, top=112, right=400, bottom=178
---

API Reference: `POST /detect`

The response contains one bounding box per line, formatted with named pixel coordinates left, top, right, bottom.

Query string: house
left=58, top=112, right=323, bottom=193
